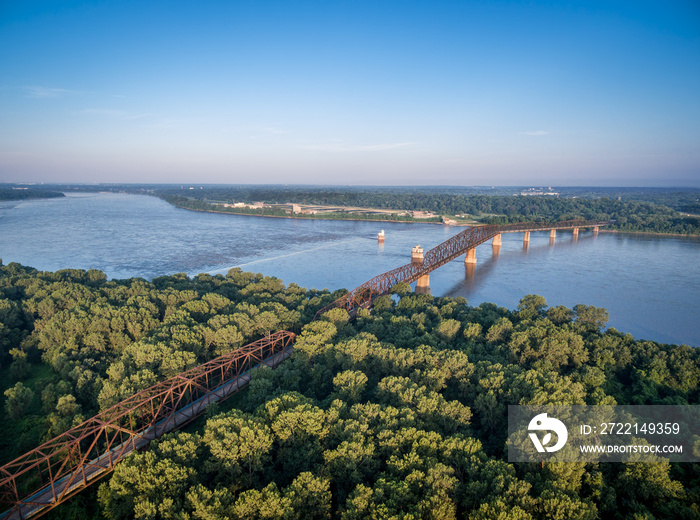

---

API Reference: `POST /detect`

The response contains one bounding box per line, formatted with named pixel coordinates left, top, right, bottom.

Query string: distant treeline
left=159, top=188, right=700, bottom=235
left=8, top=184, right=698, bottom=234
left=0, top=189, right=64, bottom=201
left=163, top=194, right=442, bottom=223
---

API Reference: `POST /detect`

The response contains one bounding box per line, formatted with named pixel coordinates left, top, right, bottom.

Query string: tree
left=517, top=294, right=548, bottom=321
left=332, top=370, right=368, bottom=404
left=98, top=434, right=200, bottom=520
left=231, top=483, right=292, bottom=519
left=573, top=304, right=609, bottom=331
left=203, top=411, right=274, bottom=489
left=436, top=319, right=461, bottom=342
left=372, top=295, right=394, bottom=311
left=4, top=382, right=34, bottom=419
left=9, top=348, right=29, bottom=381
left=321, top=308, right=350, bottom=326
left=284, top=472, right=332, bottom=520
left=390, top=282, right=412, bottom=297
left=547, top=305, right=573, bottom=325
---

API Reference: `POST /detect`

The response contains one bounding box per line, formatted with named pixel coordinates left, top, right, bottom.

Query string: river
left=1, top=192, right=698, bottom=346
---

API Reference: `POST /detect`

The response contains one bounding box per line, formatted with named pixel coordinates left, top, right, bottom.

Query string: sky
left=1, top=0, right=699, bottom=186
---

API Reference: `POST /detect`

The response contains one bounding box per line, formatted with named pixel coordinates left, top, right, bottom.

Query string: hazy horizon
left=2, top=1, right=699, bottom=187
left=6, top=182, right=700, bottom=192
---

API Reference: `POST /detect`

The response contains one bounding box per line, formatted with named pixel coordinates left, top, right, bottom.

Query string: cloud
left=25, top=86, right=72, bottom=98
left=522, top=130, right=549, bottom=136
left=301, top=142, right=415, bottom=152
left=81, top=109, right=151, bottom=120
left=262, top=126, right=286, bottom=135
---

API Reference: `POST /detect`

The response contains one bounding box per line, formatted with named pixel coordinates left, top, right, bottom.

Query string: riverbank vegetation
left=1, top=262, right=698, bottom=519
left=0, top=188, right=65, bottom=201
left=157, top=187, right=700, bottom=235
left=162, top=195, right=443, bottom=223
left=8, top=184, right=699, bottom=234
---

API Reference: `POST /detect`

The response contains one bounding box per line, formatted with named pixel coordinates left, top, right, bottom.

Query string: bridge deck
left=315, top=220, right=608, bottom=318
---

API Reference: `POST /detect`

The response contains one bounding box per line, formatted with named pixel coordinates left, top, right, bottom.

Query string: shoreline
left=168, top=202, right=700, bottom=237
left=598, top=229, right=700, bottom=238
left=169, top=204, right=457, bottom=226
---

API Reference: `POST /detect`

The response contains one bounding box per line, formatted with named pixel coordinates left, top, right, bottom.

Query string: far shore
left=598, top=229, right=700, bottom=238
left=168, top=201, right=700, bottom=237
left=170, top=204, right=461, bottom=226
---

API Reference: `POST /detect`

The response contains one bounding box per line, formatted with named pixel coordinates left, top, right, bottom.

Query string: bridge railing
left=0, top=330, right=295, bottom=518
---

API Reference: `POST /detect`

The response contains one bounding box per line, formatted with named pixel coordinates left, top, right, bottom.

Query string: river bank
left=164, top=198, right=700, bottom=236
left=598, top=229, right=700, bottom=238
left=164, top=198, right=457, bottom=226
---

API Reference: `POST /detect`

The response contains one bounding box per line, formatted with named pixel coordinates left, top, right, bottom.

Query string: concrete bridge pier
left=465, top=248, right=476, bottom=264
left=573, top=227, right=579, bottom=239
left=465, top=262, right=475, bottom=281
left=411, top=245, right=423, bottom=264
left=593, top=226, right=599, bottom=235
left=412, top=245, right=430, bottom=294
left=492, top=234, right=502, bottom=256
left=523, top=231, right=530, bottom=243
left=415, top=275, right=430, bottom=294
left=550, top=229, right=557, bottom=239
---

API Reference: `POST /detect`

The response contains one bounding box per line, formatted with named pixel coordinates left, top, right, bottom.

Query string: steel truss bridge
left=0, top=219, right=607, bottom=518
left=0, top=331, right=295, bottom=519
left=314, top=219, right=608, bottom=319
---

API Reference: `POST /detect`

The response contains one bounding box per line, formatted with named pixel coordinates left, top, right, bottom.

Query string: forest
left=0, top=188, right=65, bottom=201
left=1, top=262, right=699, bottom=519
left=7, top=184, right=700, bottom=234
left=156, top=188, right=700, bottom=235
left=162, top=195, right=442, bottom=223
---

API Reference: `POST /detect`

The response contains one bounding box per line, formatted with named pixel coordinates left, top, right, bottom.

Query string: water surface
left=1, top=192, right=697, bottom=346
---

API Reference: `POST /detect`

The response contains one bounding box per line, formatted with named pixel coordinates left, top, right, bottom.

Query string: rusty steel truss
left=0, top=331, right=295, bottom=520
left=315, top=220, right=608, bottom=319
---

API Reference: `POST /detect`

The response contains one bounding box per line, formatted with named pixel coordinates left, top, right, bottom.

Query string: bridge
left=0, top=219, right=606, bottom=518
left=0, top=331, right=295, bottom=520
left=314, top=219, right=607, bottom=319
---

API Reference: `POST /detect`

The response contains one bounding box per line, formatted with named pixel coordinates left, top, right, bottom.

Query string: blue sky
left=1, top=0, right=699, bottom=186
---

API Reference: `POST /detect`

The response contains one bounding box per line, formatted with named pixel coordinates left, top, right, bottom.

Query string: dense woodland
left=163, top=195, right=442, bottom=223
left=0, top=188, right=64, bottom=201
left=6, top=184, right=699, bottom=234
left=1, top=262, right=699, bottom=519
left=157, top=188, right=700, bottom=235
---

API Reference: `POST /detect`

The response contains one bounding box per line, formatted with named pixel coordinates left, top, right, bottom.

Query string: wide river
left=1, top=192, right=698, bottom=347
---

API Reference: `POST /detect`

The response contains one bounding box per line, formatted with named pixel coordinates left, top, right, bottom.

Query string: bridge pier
left=593, top=226, right=599, bottom=235
left=573, top=227, right=579, bottom=238
left=523, top=231, right=530, bottom=243
left=465, top=262, right=475, bottom=281
left=416, top=274, right=430, bottom=294
left=465, top=248, right=476, bottom=264
left=412, top=245, right=430, bottom=293
left=411, top=245, right=424, bottom=264
left=492, top=233, right=502, bottom=246
left=550, top=229, right=556, bottom=239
